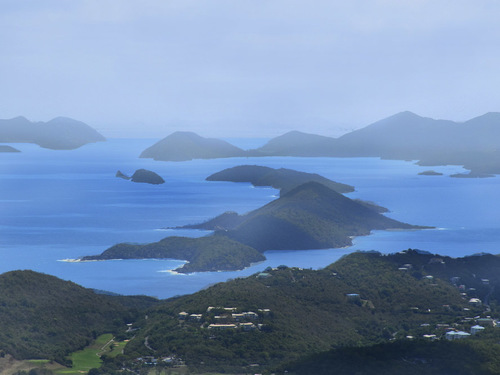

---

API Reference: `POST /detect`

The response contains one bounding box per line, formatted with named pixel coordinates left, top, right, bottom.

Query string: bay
left=0, top=138, right=498, bottom=298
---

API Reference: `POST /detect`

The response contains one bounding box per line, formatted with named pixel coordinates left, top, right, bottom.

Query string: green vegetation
left=280, top=333, right=500, bottom=375
left=206, top=164, right=354, bottom=195
left=56, top=334, right=126, bottom=374
left=6, top=250, right=500, bottom=373
left=123, top=251, right=469, bottom=372
left=0, top=270, right=155, bottom=364
left=83, top=235, right=265, bottom=273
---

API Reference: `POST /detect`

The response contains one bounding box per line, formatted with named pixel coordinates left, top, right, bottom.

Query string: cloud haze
left=1, top=0, right=499, bottom=137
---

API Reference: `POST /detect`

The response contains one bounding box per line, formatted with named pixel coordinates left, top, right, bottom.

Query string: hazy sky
left=1, top=1, right=499, bottom=138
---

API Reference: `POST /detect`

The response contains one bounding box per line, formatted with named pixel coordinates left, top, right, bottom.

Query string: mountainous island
left=83, top=167, right=423, bottom=272
left=251, top=111, right=500, bottom=176
left=116, top=169, right=165, bottom=184
left=205, top=164, right=387, bottom=212
left=139, top=111, right=500, bottom=176
left=139, top=131, right=247, bottom=161
left=5, top=250, right=500, bottom=374
left=206, top=164, right=354, bottom=195
left=0, top=116, right=105, bottom=150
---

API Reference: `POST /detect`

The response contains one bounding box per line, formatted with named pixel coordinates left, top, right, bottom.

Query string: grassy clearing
left=55, top=333, right=125, bottom=375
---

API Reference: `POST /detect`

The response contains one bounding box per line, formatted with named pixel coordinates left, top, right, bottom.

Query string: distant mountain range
left=139, top=111, right=500, bottom=175
left=0, top=116, right=105, bottom=150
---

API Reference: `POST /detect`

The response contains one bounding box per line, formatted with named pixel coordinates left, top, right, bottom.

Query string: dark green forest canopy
left=0, top=270, right=156, bottom=363
left=123, top=250, right=479, bottom=372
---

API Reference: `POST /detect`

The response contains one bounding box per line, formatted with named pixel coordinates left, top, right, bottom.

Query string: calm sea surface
left=1, top=138, right=499, bottom=298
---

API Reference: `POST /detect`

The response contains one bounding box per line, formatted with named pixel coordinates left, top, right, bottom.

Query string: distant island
left=450, top=172, right=495, bottom=178
left=0, top=116, right=105, bottom=150
left=139, top=111, right=500, bottom=176
left=206, top=164, right=354, bottom=195
left=418, top=170, right=443, bottom=176
left=139, top=131, right=247, bottom=161
left=116, top=169, right=165, bottom=184
left=83, top=171, right=425, bottom=272
left=0, top=145, right=20, bottom=153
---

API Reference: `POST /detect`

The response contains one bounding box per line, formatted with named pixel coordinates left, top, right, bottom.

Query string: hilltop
left=190, top=181, right=420, bottom=251
left=0, top=270, right=156, bottom=364
left=139, top=131, right=247, bottom=161
left=0, top=116, right=105, bottom=150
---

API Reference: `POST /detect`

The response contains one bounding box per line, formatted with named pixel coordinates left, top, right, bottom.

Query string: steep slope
left=206, top=164, right=354, bottom=195
left=222, top=182, right=420, bottom=251
left=139, top=131, right=247, bottom=161
left=0, top=116, right=105, bottom=150
left=0, top=270, right=154, bottom=363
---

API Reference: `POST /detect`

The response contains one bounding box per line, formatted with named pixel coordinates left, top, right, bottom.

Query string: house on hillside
left=189, top=314, right=202, bottom=321
left=207, top=324, right=237, bottom=330
left=468, top=298, right=482, bottom=307
left=471, top=325, right=486, bottom=335
left=445, top=331, right=471, bottom=340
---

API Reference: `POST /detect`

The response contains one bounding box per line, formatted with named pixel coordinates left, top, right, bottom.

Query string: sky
left=1, top=0, right=500, bottom=138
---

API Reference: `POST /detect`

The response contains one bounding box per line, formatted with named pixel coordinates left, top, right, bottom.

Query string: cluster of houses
left=178, top=306, right=271, bottom=331
left=397, top=261, right=500, bottom=341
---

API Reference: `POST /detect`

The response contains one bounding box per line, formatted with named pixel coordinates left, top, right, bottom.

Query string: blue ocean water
left=1, top=138, right=499, bottom=298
